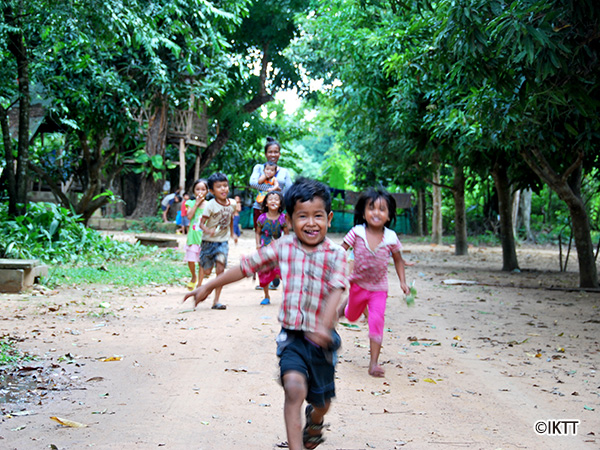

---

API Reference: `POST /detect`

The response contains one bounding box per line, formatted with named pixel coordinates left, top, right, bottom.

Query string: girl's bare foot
left=368, top=364, right=385, bottom=377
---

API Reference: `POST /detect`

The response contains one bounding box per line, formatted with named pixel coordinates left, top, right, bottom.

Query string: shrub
left=0, top=202, right=155, bottom=265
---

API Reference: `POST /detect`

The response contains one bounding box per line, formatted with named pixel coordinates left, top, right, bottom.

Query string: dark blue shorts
left=276, top=329, right=341, bottom=407
left=200, top=241, right=229, bottom=271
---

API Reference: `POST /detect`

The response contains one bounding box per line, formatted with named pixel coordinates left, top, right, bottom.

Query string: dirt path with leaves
left=1, top=232, right=599, bottom=450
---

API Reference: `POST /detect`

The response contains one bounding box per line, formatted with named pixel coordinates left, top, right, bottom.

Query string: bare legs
left=212, top=261, right=225, bottom=307
left=368, top=339, right=384, bottom=377
left=262, top=285, right=270, bottom=304
left=282, top=371, right=329, bottom=450
left=187, top=262, right=204, bottom=286
left=339, top=298, right=385, bottom=377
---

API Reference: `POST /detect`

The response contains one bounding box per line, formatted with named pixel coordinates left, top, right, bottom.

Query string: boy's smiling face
left=210, top=180, right=230, bottom=204
left=287, top=197, right=333, bottom=248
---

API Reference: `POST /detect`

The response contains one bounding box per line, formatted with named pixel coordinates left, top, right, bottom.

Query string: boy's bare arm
left=183, top=266, right=245, bottom=307
left=306, top=287, right=344, bottom=348
left=199, top=215, right=214, bottom=236
left=258, top=174, right=267, bottom=184
left=392, top=251, right=411, bottom=294
left=230, top=214, right=237, bottom=244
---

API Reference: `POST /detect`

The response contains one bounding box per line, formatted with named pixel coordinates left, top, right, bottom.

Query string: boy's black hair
left=207, top=172, right=228, bottom=190
left=260, top=191, right=284, bottom=214
left=284, top=177, right=331, bottom=217
left=354, top=188, right=397, bottom=228
left=264, top=161, right=277, bottom=169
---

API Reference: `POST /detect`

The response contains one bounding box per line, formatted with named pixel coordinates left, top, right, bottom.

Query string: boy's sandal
left=260, top=298, right=270, bottom=305
left=303, top=405, right=326, bottom=449
left=186, top=282, right=196, bottom=291
left=211, top=303, right=227, bottom=310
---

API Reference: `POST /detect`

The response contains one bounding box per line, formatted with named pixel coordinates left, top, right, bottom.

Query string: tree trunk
left=0, top=105, right=17, bottom=212
left=512, top=189, right=521, bottom=240
left=521, top=148, right=598, bottom=288
left=417, top=188, right=426, bottom=236
left=5, top=4, right=30, bottom=216
left=179, top=138, right=186, bottom=191
left=491, top=157, right=520, bottom=271
left=130, top=96, right=169, bottom=218
left=196, top=46, right=275, bottom=174
left=453, top=165, right=468, bottom=255
left=431, top=166, right=443, bottom=245
left=520, top=188, right=535, bottom=242
left=198, top=127, right=230, bottom=175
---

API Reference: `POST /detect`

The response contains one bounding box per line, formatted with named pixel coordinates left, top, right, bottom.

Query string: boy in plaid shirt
left=184, top=178, right=347, bottom=450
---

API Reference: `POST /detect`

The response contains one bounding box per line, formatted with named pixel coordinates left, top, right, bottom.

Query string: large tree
left=0, top=0, right=246, bottom=221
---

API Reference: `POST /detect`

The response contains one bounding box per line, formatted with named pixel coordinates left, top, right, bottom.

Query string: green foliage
left=47, top=254, right=188, bottom=288
left=1, top=0, right=250, bottom=220
left=0, top=337, right=34, bottom=366
left=133, top=151, right=176, bottom=182
left=0, top=202, right=155, bottom=265
left=321, top=145, right=355, bottom=189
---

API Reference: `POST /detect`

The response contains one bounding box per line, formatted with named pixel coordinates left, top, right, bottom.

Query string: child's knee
left=282, top=372, right=307, bottom=401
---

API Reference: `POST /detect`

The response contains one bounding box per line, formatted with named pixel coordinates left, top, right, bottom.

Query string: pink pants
left=259, top=267, right=280, bottom=287
left=344, top=283, right=388, bottom=343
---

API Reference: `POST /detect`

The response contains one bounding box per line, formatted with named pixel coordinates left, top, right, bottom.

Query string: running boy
left=184, top=178, right=347, bottom=450
left=198, top=172, right=238, bottom=310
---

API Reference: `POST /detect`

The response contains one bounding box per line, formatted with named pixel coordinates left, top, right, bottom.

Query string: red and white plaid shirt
left=240, top=234, right=347, bottom=332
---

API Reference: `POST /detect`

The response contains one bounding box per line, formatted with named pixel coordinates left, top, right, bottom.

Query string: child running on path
left=184, top=178, right=347, bottom=450
left=338, top=188, right=412, bottom=378
left=198, top=173, right=238, bottom=310
left=255, top=191, right=288, bottom=305
left=184, top=180, right=208, bottom=290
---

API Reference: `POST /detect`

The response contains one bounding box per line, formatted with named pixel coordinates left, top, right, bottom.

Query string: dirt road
left=1, top=232, right=598, bottom=449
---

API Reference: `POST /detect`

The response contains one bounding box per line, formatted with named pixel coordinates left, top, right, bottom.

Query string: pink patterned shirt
left=240, top=234, right=347, bottom=332
left=344, top=224, right=402, bottom=292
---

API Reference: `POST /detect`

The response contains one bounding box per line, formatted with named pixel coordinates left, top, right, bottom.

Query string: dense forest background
left=1, top=0, right=599, bottom=287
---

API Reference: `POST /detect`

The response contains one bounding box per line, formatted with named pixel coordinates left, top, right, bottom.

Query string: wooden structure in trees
left=133, top=102, right=208, bottom=189
left=132, top=104, right=208, bottom=148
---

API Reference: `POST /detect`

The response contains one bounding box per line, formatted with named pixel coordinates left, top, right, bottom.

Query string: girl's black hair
left=354, top=188, right=397, bottom=228
left=265, top=136, right=281, bottom=153
left=260, top=191, right=284, bottom=214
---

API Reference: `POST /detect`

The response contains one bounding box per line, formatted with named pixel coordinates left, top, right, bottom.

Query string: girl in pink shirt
left=339, top=188, right=412, bottom=377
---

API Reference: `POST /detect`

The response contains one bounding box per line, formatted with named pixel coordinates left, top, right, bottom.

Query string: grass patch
left=46, top=249, right=188, bottom=287
left=0, top=337, right=34, bottom=366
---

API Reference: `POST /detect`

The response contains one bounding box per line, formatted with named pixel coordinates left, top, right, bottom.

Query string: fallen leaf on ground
left=50, top=416, right=87, bottom=428
left=86, top=377, right=104, bottom=382
left=101, top=356, right=122, bottom=362
left=442, top=279, right=477, bottom=285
